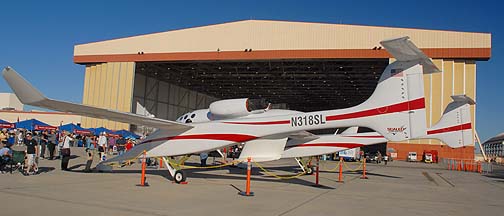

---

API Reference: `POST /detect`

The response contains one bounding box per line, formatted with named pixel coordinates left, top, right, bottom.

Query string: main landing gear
left=295, top=157, right=314, bottom=175
left=162, top=156, right=188, bottom=184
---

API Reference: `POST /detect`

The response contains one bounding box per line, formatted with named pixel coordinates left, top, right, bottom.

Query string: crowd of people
left=0, top=128, right=139, bottom=175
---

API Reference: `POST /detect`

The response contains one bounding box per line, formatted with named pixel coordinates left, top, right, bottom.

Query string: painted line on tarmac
left=279, top=166, right=382, bottom=216
left=435, top=173, right=455, bottom=187
left=422, top=171, right=439, bottom=186
left=277, top=189, right=332, bottom=216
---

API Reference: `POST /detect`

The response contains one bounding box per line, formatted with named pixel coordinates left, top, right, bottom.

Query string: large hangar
left=73, top=20, right=491, bottom=160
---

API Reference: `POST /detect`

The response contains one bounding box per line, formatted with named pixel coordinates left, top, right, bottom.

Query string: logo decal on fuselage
left=387, top=126, right=407, bottom=135
left=291, top=114, right=326, bottom=127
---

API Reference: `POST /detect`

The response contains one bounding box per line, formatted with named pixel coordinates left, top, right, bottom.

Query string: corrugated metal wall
left=132, top=73, right=218, bottom=121
left=81, top=62, right=135, bottom=130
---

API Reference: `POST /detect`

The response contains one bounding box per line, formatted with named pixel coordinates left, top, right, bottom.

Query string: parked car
left=365, top=153, right=378, bottom=163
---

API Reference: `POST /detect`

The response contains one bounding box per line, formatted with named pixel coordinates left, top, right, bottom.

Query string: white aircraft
left=238, top=95, right=474, bottom=174
left=3, top=36, right=436, bottom=183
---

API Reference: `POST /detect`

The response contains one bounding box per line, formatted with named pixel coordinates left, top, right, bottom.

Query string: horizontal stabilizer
left=423, top=95, right=474, bottom=148
left=450, top=95, right=476, bottom=105
left=381, top=36, right=440, bottom=73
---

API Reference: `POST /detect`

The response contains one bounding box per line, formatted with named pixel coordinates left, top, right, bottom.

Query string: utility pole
left=475, top=130, right=487, bottom=161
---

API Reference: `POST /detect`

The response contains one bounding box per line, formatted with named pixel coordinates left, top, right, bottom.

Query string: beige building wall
left=0, top=110, right=81, bottom=126
left=81, top=62, right=135, bottom=130
left=74, top=20, right=490, bottom=56
left=390, top=58, right=477, bottom=146
left=0, top=93, right=24, bottom=111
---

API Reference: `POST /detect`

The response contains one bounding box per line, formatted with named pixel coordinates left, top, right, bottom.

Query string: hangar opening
left=133, top=59, right=388, bottom=116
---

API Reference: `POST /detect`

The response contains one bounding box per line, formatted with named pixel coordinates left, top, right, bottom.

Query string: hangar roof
left=74, top=20, right=491, bottom=63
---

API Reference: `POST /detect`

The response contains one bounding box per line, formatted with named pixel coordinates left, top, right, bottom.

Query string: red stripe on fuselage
left=141, top=134, right=258, bottom=144
left=296, top=143, right=365, bottom=148
left=341, top=135, right=385, bottom=138
left=326, top=98, right=425, bottom=121
left=222, top=120, right=290, bottom=125
left=222, top=98, right=425, bottom=125
left=427, top=123, right=472, bottom=135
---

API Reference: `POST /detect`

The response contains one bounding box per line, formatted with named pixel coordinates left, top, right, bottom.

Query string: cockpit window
left=191, top=114, right=196, bottom=118
left=184, top=115, right=188, bottom=119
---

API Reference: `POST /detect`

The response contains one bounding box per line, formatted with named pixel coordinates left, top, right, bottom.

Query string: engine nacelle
left=209, top=98, right=268, bottom=119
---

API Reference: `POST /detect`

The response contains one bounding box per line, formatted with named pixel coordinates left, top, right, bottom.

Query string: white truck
left=407, top=152, right=418, bottom=162
left=338, top=147, right=361, bottom=161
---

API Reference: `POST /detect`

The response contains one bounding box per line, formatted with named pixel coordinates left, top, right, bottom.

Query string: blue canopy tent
left=59, top=123, right=81, bottom=132
left=85, top=128, right=96, bottom=135
left=59, top=123, right=92, bottom=135
left=16, top=119, right=57, bottom=131
left=112, top=129, right=140, bottom=139
left=93, top=127, right=112, bottom=136
left=0, top=119, right=15, bottom=129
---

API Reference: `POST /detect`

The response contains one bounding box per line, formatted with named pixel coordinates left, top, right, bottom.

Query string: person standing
left=0, top=129, right=7, bottom=145
left=97, top=132, right=107, bottom=161
left=200, top=152, right=208, bottom=167
left=39, top=130, right=48, bottom=159
left=116, top=136, right=126, bottom=156
left=0, top=143, right=13, bottom=173
left=124, top=138, right=134, bottom=166
left=85, top=135, right=93, bottom=149
left=125, top=138, right=134, bottom=151
left=47, top=130, right=57, bottom=160
left=7, top=131, right=15, bottom=147
left=60, top=133, right=73, bottom=171
left=24, top=133, right=38, bottom=175
left=376, top=151, right=383, bottom=164
left=108, top=135, right=116, bottom=155
left=17, top=129, right=24, bottom=146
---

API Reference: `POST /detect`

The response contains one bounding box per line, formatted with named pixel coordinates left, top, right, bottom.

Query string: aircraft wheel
left=174, top=170, right=186, bottom=183
left=305, top=167, right=314, bottom=175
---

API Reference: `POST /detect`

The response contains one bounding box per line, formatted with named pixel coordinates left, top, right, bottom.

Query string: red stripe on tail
left=326, top=98, right=425, bottom=121
left=427, top=123, right=472, bottom=135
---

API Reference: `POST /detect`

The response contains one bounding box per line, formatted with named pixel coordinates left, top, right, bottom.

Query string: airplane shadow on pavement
left=88, top=165, right=334, bottom=188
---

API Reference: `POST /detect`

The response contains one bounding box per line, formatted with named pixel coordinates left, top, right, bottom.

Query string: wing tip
left=2, top=66, right=47, bottom=105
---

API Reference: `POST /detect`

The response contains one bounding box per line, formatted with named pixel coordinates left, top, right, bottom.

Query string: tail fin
left=347, top=37, right=438, bottom=141
left=423, top=95, right=475, bottom=148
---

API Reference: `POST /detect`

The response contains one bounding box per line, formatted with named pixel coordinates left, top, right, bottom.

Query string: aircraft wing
left=2, top=67, right=192, bottom=131
left=287, top=131, right=319, bottom=140
left=340, top=127, right=359, bottom=135
left=381, top=36, right=440, bottom=73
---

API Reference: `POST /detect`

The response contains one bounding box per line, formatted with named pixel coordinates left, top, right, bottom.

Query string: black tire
left=174, top=170, right=186, bottom=183
left=305, top=167, right=314, bottom=175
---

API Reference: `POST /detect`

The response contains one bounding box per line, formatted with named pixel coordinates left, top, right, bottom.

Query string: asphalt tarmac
left=1, top=147, right=503, bottom=216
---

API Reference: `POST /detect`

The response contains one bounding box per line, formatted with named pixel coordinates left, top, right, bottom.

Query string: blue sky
left=0, top=0, right=502, bottom=141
